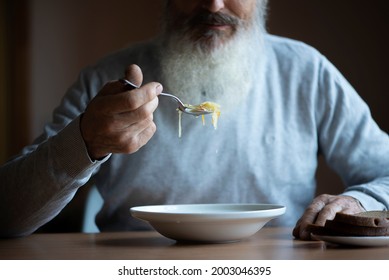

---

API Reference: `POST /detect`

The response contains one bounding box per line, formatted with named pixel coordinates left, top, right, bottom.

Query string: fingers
left=292, top=194, right=330, bottom=240
left=99, top=96, right=159, bottom=132
left=80, top=65, right=163, bottom=160
left=108, top=82, right=162, bottom=115
left=315, top=202, right=342, bottom=226
left=94, top=116, right=157, bottom=155
left=292, top=195, right=336, bottom=240
left=126, top=119, right=157, bottom=153
left=293, top=194, right=365, bottom=240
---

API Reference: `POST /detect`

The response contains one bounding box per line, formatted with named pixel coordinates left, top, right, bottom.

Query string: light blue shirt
left=1, top=35, right=388, bottom=236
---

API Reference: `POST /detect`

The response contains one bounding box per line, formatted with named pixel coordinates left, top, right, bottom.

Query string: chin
left=191, top=32, right=234, bottom=53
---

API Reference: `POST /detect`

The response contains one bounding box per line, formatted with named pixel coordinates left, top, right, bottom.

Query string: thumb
left=125, top=64, right=143, bottom=88
left=95, top=64, right=144, bottom=97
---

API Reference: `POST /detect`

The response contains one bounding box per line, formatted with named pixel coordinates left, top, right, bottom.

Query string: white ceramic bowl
left=130, top=203, right=286, bottom=243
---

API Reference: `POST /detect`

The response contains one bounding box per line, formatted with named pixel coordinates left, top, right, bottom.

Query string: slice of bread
left=324, top=220, right=389, bottom=236
left=308, top=211, right=389, bottom=237
left=331, top=211, right=389, bottom=227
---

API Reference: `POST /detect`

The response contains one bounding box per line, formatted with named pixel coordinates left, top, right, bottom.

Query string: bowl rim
left=130, top=203, right=286, bottom=223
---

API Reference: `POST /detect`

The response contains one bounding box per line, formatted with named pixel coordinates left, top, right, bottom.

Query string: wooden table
left=1, top=227, right=389, bottom=260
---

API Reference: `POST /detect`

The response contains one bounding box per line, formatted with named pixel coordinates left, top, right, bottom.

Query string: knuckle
left=306, top=200, right=323, bottom=212
left=321, top=206, right=336, bottom=216
left=137, top=123, right=157, bottom=144
left=124, top=136, right=140, bottom=154
left=305, top=204, right=317, bottom=212
left=117, top=121, right=157, bottom=154
left=124, top=94, right=138, bottom=111
left=318, top=206, right=337, bottom=222
left=124, top=85, right=158, bottom=112
left=147, top=122, right=157, bottom=135
left=132, top=104, right=155, bottom=122
left=314, top=193, right=330, bottom=201
left=145, top=86, right=154, bottom=98
left=113, top=133, right=129, bottom=148
left=144, top=83, right=158, bottom=99
left=135, top=107, right=151, bottom=120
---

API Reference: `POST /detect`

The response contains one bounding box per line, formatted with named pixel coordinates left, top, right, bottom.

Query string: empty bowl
left=130, top=203, right=286, bottom=243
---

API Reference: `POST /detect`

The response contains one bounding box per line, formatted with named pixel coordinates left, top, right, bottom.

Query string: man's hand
left=292, top=194, right=365, bottom=240
left=80, top=64, right=162, bottom=160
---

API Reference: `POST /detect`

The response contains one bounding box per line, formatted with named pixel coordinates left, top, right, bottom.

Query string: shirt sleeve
left=0, top=68, right=109, bottom=237
left=317, top=56, right=389, bottom=211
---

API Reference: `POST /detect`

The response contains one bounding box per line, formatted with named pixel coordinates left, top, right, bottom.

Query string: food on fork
left=178, top=101, right=221, bottom=137
left=186, top=101, right=221, bottom=129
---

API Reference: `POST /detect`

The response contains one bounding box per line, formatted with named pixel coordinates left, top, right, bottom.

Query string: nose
left=201, top=0, right=225, bottom=13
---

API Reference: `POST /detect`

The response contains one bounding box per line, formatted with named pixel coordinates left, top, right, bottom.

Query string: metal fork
left=119, top=78, right=212, bottom=116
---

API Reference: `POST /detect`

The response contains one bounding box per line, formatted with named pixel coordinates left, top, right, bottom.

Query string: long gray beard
left=158, top=11, right=266, bottom=114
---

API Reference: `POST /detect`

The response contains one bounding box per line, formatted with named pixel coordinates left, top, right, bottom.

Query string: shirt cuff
left=342, top=190, right=387, bottom=211
left=49, top=115, right=110, bottom=180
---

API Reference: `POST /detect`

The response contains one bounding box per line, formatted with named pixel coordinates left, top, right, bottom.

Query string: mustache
left=185, top=11, right=241, bottom=29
